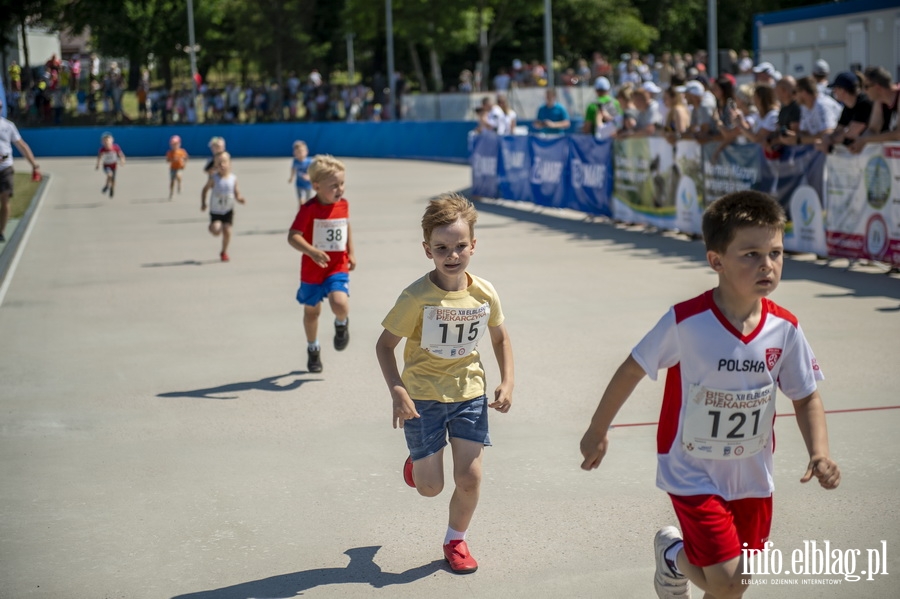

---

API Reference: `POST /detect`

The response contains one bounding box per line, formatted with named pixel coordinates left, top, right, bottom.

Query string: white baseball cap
left=684, top=81, right=705, bottom=97
left=753, top=62, right=776, bottom=76
left=594, top=76, right=611, bottom=91
left=642, top=81, right=662, bottom=94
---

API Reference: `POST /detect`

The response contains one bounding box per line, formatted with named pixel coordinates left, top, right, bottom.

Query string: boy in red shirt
left=288, top=155, right=356, bottom=372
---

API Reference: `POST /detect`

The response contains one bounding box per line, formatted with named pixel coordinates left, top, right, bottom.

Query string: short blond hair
left=308, top=154, right=345, bottom=184
left=293, top=140, right=308, bottom=151
left=422, top=192, right=478, bottom=244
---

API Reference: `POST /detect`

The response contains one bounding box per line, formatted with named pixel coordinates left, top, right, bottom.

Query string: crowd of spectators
left=4, top=56, right=404, bottom=126
left=473, top=50, right=900, bottom=158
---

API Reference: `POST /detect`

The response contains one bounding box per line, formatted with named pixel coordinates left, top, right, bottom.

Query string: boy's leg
left=303, top=303, right=322, bottom=344
left=221, top=223, right=232, bottom=254
left=327, top=290, right=349, bottom=322
left=209, top=220, right=222, bottom=236
left=447, top=438, right=484, bottom=533
left=169, top=172, right=175, bottom=198
left=411, top=448, right=446, bottom=497
left=675, top=554, right=744, bottom=599
left=327, top=280, right=350, bottom=350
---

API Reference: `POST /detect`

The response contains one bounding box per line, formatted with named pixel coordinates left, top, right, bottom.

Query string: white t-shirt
left=800, top=95, right=841, bottom=135
left=0, top=118, right=23, bottom=170
left=209, top=173, right=237, bottom=215
left=631, top=290, right=823, bottom=500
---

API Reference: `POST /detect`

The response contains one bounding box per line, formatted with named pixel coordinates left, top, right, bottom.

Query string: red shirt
left=289, top=197, right=350, bottom=284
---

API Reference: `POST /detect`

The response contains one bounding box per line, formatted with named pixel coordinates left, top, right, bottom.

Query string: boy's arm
left=234, top=180, right=245, bottom=203
left=794, top=390, right=841, bottom=489
left=95, top=152, right=101, bottom=169
left=288, top=164, right=295, bottom=183
left=488, top=322, right=514, bottom=413
left=287, top=229, right=329, bottom=267
left=346, top=223, right=356, bottom=271
left=200, top=178, right=212, bottom=211
left=580, top=354, right=647, bottom=470
left=375, top=329, right=420, bottom=429
left=118, top=148, right=126, bottom=165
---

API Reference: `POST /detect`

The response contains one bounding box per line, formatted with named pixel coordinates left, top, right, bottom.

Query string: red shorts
left=669, top=493, right=773, bottom=568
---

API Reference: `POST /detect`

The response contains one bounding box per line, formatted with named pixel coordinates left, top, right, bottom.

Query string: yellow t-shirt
left=382, top=272, right=504, bottom=403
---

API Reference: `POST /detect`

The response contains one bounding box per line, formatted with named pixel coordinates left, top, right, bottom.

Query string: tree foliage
left=10, top=0, right=832, bottom=90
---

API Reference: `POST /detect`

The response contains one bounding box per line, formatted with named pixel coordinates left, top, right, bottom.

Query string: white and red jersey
left=98, top=144, right=122, bottom=166
left=632, top=290, right=823, bottom=501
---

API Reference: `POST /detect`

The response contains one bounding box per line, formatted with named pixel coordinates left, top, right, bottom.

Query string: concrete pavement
left=1, top=157, right=898, bottom=598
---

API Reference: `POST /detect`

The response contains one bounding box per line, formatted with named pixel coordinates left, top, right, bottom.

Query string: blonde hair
left=293, top=140, right=308, bottom=151
left=421, top=192, right=477, bottom=244
left=308, top=154, right=345, bottom=184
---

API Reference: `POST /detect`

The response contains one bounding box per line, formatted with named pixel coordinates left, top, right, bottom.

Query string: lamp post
left=187, top=0, right=199, bottom=93
left=385, top=0, right=396, bottom=120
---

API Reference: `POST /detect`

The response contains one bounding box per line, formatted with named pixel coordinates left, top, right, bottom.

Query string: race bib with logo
left=313, top=217, right=348, bottom=252
left=682, top=383, right=776, bottom=460
left=420, top=303, right=490, bottom=359
left=212, top=193, right=235, bottom=213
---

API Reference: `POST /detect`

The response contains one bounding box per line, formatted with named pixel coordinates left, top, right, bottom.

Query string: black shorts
left=210, top=210, right=234, bottom=225
left=0, top=167, right=14, bottom=197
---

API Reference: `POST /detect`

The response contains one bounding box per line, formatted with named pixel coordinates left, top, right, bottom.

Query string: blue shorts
left=404, top=395, right=491, bottom=461
left=103, top=164, right=117, bottom=177
left=296, top=272, right=350, bottom=307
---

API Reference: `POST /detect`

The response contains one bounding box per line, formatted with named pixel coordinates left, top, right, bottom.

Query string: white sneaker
left=654, top=526, right=691, bottom=598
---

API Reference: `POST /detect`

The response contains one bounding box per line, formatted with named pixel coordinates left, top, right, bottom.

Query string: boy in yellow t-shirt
left=375, top=192, right=515, bottom=575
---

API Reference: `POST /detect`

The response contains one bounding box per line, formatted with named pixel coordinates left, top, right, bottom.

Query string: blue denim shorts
left=404, top=395, right=491, bottom=461
left=296, top=272, right=350, bottom=307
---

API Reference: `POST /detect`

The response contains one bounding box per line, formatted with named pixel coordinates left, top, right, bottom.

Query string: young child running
left=200, top=152, right=245, bottom=262
left=288, top=140, right=313, bottom=205
left=375, top=193, right=515, bottom=574
left=165, top=134, right=189, bottom=199
left=95, top=132, right=125, bottom=198
left=579, top=190, right=840, bottom=599
left=287, top=155, right=355, bottom=373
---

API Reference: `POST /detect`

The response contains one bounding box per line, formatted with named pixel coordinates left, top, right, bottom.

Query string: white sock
left=443, top=527, right=466, bottom=544
left=335, top=318, right=348, bottom=326
left=307, top=341, right=320, bottom=351
left=664, top=541, right=685, bottom=576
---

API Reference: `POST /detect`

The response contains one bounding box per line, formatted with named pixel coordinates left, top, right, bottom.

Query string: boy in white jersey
left=95, top=133, right=125, bottom=198
left=375, top=193, right=515, bottom=574
left=201, top=152, right=245, bottom=261
left=580, top=190, right=840, bottom=599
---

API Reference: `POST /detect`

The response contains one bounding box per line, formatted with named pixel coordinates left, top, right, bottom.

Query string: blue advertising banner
left=471, top=132, right=500, bottom=198
left=758, top=144, right=827, bottom=254
left=529, top=135, right=569, bottom=208
left=498, top=135, right=533, bottom=203
left=567, top=134, right=613, bottom=216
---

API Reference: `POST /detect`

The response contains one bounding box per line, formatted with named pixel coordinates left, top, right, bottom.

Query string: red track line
left=611, top=405, right=900, bottom=429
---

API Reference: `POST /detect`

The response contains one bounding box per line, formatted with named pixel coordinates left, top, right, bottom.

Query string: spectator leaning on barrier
left=684, top=80, right=719, bottom=142
left=850, top=66, right=900, bottom=153
left=621, top=87, right=662, bottom=138
left=818, top=72, right=872, bottom=153
left=495, top=95, right=517, bottom=135
left=765, top=76, right=800, bottom=158
left=662, top=86, right=691, bottom=144
left=532, top=88, right=570, bottom=135
left=583, top=76, right=621, bottom=139
left=780, top=76, right=839, bottom=148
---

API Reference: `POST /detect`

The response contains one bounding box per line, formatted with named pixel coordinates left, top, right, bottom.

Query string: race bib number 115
left=420, top=303, right=490, bottom=359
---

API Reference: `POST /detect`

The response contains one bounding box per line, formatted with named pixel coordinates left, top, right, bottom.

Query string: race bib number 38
left=420, top=303, right=490, bottom=359
left=682, top=383, right=776, bottom=460
left=313, top=218, right=348, bottom=252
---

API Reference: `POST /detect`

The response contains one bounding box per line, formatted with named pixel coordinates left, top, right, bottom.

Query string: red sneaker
left=443, top=539, right=478, bottom=573
left=220, top=251, right=230, bottom=262
left=403, top=456, right=415, bottom=488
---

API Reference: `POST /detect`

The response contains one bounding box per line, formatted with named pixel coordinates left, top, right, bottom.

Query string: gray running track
left=1, top=157, right=898, bottom=598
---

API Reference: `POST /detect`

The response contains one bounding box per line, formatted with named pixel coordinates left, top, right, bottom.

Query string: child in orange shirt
left=166, top=135, right=189, bottom=200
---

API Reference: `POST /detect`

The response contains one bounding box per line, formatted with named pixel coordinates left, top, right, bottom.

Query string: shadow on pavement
left=473, top=198, right=900, bottom=304
left=158, top=371, right=319, bottom=400
left=170, top=546, right=445, bottom=598
left=141, top=259, right=222, bottom=268
left=54, top=202, right=105, bottom=209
